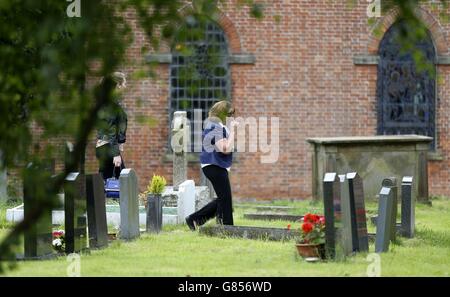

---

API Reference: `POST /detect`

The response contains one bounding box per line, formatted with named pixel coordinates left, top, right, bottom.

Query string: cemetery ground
left=0, top=198, right=449, bottom=277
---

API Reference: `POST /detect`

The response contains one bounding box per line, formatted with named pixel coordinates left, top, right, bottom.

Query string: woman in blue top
left=186, top=100, right=239, bottom=230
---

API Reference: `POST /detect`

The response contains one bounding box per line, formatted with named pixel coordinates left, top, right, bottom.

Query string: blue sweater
left=200, top=120, right=233, bottom=169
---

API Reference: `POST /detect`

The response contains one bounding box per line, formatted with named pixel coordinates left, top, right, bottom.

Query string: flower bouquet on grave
left=295, top=214, right=326, bottom=260
left=52, top=230, right=65, bottom=253
left=146, top=175, right=167, bottom=233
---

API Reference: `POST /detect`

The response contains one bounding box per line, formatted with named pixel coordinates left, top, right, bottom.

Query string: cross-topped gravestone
left=346, top=172, right=369, bottom=252
left=119, top=168, right=140, bottom=240
left=171, top=111, right=190, bottom=191
left=64, top=172, right=88, bottom=253
left=375, top=186, right=397, bottom=253
left=23, top=162, right=53, bottom=259
left=401, top=176, right=414, bottom=238
left=323, top=172, right=344, bottom=260
left=86, top=173, right=108, bottom=249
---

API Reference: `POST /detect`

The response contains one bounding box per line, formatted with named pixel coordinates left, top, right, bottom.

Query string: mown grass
left=0, top=198, right=449, bottom=276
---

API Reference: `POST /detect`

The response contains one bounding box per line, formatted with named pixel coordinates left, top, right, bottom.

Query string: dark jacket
left=97, top=100, right=127, bottom=156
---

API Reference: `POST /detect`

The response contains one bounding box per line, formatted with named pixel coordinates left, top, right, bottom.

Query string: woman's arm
left=215, top=120, right=239, bottom=154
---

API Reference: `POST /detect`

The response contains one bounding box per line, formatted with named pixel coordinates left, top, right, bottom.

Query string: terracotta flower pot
left=296, top=243, right=325, bottom=259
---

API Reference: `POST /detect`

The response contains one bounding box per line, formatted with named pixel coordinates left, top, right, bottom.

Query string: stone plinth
left=307, top=135, right=432, bottom=203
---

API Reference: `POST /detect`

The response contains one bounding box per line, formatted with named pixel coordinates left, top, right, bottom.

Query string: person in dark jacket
left=185, top=100, right=239, bottom=230
left=96, top=72, right=128, bottom=181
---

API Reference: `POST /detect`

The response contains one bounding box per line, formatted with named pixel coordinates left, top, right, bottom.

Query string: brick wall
left=81, top=0, right=450, bottom=200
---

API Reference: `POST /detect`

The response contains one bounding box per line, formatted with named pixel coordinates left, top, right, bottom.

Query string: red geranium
left=302, top=222, right=313, bottom=233
left=297, top=213, right=326, bottom=245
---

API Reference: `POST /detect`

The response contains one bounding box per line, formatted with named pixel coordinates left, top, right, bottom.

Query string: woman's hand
left=113, top=155, right=122, bottom=167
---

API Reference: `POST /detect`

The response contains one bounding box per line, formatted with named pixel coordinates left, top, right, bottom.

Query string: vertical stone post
left=401, top=176, right=414, bottom=238
left=119, top=168, right=140, bottom=240
left=375, top=186, right=397, bottom=253
left=86, top=173, right=108, bottom=249
left=381, top=177, right=398, bottom=242
left=171, top=111, right=189, bottom=191
left=323, top=172, right=344, bottom=260
left=64, top=172, right=88, bottom=254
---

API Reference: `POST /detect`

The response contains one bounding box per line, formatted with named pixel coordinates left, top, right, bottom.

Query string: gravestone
left=64, top=172, right=88, bottom=253
left=119, top=168, right=140, bottom=240
left=375, top=186, right=397, bottom=253
left=23, top=162, right=53, bottom=259
left=171, top=111, right=189, bottom=191
left=381, top=177, right=398, bottom=241
left=323, top=172, right=344, bottom=260
left=346, top=172, right=369, bottom=252
left=200, top=225, right=300, bottom=241
left=338, top=174, right=353, bottom=255
left=401, top=176, right=414, bottom=238
left=86, top=174, right=108, bottom=249
left=177, top=180, right=196, bottom=224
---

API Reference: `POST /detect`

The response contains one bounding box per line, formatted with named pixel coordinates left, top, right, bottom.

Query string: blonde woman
left=186, top=100, right=239, bottom=230
left=95, top=72, right=128, bottom=181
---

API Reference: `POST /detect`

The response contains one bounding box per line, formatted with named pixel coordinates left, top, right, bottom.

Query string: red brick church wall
left=83, top=1, right=450, bottom=200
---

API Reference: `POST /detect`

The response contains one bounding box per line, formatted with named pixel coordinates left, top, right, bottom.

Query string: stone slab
left=243, top=213, right=303, bottom=221
left=199, top=225, right=299, bottom=241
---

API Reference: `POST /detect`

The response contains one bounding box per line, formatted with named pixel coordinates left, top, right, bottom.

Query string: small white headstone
left=177, top=180, right=196, bottom=224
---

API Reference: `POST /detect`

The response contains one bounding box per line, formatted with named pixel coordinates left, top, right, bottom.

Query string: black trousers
left=190, top=165, right=234, bottom=226
left=96, top=144, right=125, bottom=181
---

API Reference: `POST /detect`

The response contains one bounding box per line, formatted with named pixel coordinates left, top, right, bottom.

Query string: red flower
left=304, top=213, right=320, bottom=224
left=287, top=224, right=291, bottom=230
left=302, top=222, right=314, bottom=233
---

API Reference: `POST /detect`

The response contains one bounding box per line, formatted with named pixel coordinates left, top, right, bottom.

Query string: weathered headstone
left=346, top=172, right=369, bottom=252
left=177, top=180, right=196, bottom=224
left=338, top=174, right=353, bottom=255
left=147, top=194, right=163, bottom=233
left=171, top=111, right=189, bottom=191
left=86, top=174, right=108, bottom=249
left=375, top=186, right=397, bottom=253
left=23, top=162, right=53, bottom=259
left=64, top=172, right=88, bottom=253
left=381, top=177, right=398, bottom=242
left=401, top=176, right=414, bottom=238
left=119, top=168, right=140, bottom=240
left=323, top=172, right=344, bottom=260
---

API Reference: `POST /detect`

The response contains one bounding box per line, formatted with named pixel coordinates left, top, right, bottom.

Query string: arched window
left=377, top=20, right=437, bottom=148
left=170, top=17, right=230, bottom=151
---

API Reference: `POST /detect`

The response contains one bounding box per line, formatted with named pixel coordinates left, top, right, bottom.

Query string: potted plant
left=295, top=213, right=326, bottom=259
left=146, top=174, right=166, bottom=233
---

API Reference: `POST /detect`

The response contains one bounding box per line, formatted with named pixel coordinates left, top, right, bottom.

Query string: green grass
left=1, top=198, right=450, bottom=276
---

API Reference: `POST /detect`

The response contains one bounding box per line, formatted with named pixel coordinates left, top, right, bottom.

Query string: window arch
left=377, top=20, right=437, bottom=148
left=170, top=17, right=230, bottom=151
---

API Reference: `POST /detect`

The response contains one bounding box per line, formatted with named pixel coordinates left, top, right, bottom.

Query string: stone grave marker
left=375, top=186, right=397, bottom=253
left=382, top=177, right=398, bottom=242
left=347, top=172, right=369, bottom=252
left=401, top=176, right=414, bottom=238
left=171, top=111, right=189, bottom=191
left=200, top=225, right=300, bottom=241
left=119, top=168, right=140, bottom=240
left=23, top=162, right=53, bottom=259
left=339, top=174, right=353, bottom=255
left=64, top=172, right=88, bottom=253
left=323, top=172, right=344, bottom=260
left=177, top=180, right=196, bottom=224
left=86, top=173, right=108, bottom=249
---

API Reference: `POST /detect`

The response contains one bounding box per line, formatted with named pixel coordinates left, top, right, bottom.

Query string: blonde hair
left=208, top=100, right=234, bottom=123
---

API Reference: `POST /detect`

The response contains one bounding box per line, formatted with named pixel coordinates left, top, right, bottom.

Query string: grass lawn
left=0, top=197, right=449, bottom=276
